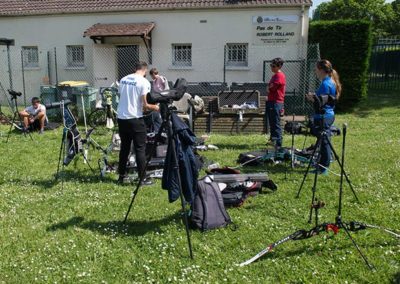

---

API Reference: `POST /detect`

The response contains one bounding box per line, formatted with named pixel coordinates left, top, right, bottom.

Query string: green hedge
left=309, top=20, right=373, bottom=110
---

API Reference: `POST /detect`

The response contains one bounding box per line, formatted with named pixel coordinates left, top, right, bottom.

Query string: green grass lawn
left=0, top=90, right=399, bottom=283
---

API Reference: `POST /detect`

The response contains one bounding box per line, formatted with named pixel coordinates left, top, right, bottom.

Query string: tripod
left=55, top=100, right=96, bottom=189
left=296, top=115, right=359, bottom=218
left=240, top=123, right=399, bottom=268
left=123, top=102, right=194, bottom=259
left=6, top=90, right=33, bottom=142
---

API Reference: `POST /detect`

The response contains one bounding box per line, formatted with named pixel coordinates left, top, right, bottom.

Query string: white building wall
left=0, top=7, right=310, bottom=102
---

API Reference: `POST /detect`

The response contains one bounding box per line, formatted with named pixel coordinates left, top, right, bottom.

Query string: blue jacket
left=162, top=113, right=199, bottom=204
left=314, top=76, right=337, bottom=120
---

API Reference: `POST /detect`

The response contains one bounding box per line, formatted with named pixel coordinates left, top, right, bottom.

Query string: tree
left=312, top=0, right=396, bottom=37
left=388, top=0, right=400, bottom=35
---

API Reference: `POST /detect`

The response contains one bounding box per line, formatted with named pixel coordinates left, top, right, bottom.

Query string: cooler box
left=56, top=81, right=89, bottom=102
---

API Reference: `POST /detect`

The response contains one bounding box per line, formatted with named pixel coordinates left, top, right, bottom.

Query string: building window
left=172, top=44, right=192, bottom=66
left=226, top=43, right=248, bottom=67
left=67, top=45, right=85, bottom=67
left=22, top=46, right=39, bottom=68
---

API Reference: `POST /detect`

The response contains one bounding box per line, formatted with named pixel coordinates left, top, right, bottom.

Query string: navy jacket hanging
left=162, top=113, right=198, bottom=203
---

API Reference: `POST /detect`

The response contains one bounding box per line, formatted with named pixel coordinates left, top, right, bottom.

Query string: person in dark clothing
left=116, top=61, right=159, bottom=185
left=266, top=57, right=286, bottom=148
left=306, top=59, right=342, bottom=175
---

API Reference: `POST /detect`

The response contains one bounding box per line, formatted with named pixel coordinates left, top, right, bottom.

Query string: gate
left=369, top=38, right=400, bottom=90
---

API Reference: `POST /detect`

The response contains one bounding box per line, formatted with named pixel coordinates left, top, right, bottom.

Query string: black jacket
left=162, top=113, right=198, bottom=203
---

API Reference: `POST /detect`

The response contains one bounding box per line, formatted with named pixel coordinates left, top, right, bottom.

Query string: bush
left=309, top=20, right=373, bottom=110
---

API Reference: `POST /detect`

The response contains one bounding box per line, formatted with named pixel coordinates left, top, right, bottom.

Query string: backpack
left=190, top=178, right=232, bottom=231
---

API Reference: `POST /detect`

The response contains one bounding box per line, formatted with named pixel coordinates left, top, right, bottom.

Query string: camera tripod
left=123, top=102, right=194, bottom=259
left=6, top=89, right=33, bottom=142
left=296, top=115, right=359, bottom=217
left=240, top=124, right=399, bottom=268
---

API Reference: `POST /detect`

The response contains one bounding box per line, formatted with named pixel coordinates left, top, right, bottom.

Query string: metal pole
left=7, top=44, right=13, bottom=90
left=54, top=47, right=59, bottom=84
left=47, top=51, right=52, bottom=84
left=223, top=45, right=226, bottom=84
left=21, top=49, right=27, bottom=107
left=338, top=123, right=347, bottom=218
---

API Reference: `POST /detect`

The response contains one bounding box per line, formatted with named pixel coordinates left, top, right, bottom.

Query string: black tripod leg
left=326, top=139, right=359, bottom=202
left=308, top=142, right=322, bottom=224
left=339, top=220, right=375, bottom=270
left=296, top=135, right=322, bottom=198
left=27, top=131, right=33, bottom=141
left=123, top=121, right=167, bottom=223
left=6, top=112, right=17, bottom=143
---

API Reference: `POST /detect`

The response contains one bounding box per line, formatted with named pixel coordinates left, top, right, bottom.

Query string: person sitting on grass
left=19, top=97, right=47, bottom=134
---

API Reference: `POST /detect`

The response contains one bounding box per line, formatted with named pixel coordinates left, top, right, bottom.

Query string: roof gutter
left=0, top=3, right=313, bottom=18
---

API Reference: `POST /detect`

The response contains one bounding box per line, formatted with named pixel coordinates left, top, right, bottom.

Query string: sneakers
left=118, top=175, right=132, bottom=185
left=118, top=176, right=154, bottom=186
left=39, top=129, right=44, bottom=135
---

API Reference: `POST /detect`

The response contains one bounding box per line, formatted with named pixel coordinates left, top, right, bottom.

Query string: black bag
left=221, top=190, right=246, bottom=207
left=190, top=178, right=232, bottom=231
left=221, top=181, right=262, bottom=207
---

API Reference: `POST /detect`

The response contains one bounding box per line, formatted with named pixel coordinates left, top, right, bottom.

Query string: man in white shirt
left=19, top=97, right=47, bottom=134
left=117, top=61, right=159, bottom=185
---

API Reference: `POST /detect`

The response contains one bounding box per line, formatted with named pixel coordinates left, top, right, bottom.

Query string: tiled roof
left=0, top=0, right=312, bottom=17
left=84, top=23, right=155, bottom=38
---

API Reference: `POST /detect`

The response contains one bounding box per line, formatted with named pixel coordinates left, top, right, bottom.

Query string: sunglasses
left=270, top=64, right=278, bottom=68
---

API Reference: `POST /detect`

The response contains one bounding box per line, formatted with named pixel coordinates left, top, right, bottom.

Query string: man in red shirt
left=266, top=57, right=286, bottom=148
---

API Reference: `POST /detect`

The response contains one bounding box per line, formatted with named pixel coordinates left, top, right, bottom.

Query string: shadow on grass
left=34, top=170, right=116, bottom=188
left=47, top=213, right=181, bottom=237
left=253, top=237, right=398, bottom=265
left=1, top=170, right=117, bottom=189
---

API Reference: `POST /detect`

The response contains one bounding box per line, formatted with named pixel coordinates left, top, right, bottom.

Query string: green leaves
left=313, top=0, right=397, bottom=38
left=309, top=20, right=373, bottom=110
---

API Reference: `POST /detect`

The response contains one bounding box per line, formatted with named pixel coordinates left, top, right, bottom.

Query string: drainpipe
left=300, top=4, right=305, bottom=46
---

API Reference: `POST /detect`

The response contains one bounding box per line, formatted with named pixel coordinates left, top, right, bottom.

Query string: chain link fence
left=1, top=43, right=320, bottom=132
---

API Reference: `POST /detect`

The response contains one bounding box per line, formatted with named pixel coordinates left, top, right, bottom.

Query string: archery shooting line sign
left=252, top=15, right=299, bottom=45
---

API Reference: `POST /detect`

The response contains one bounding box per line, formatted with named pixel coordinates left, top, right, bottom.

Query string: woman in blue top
left=306, top=59, right=342, bottom=175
